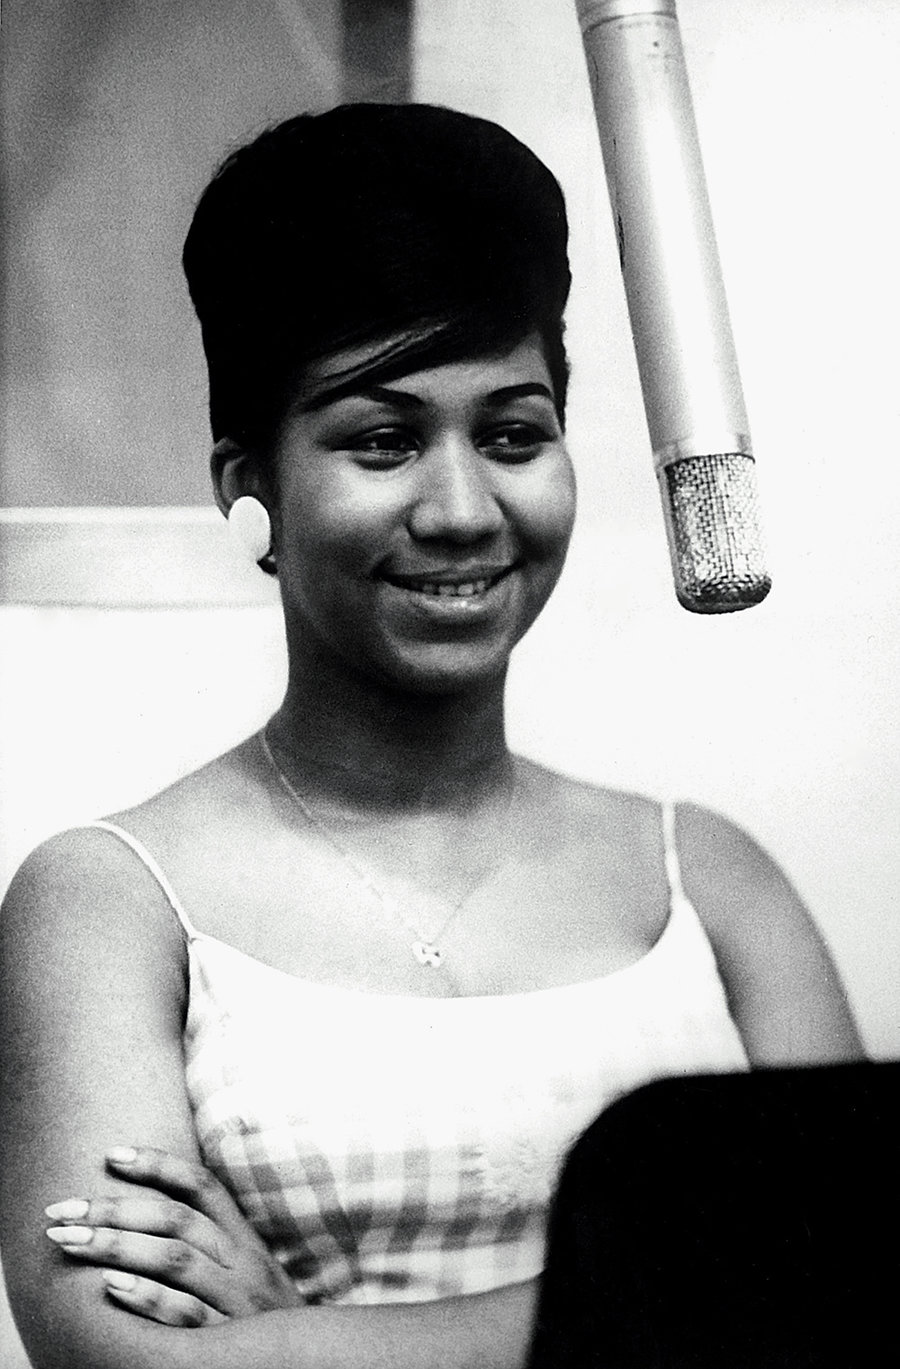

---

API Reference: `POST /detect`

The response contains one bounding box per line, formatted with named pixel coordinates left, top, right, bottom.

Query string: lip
left=376, top=563, right=518, bottom=615
left=379, top=563, right=515, bottom=591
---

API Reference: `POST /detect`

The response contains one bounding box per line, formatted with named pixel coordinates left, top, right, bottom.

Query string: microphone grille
left=659, top=452, right=771, bottom=613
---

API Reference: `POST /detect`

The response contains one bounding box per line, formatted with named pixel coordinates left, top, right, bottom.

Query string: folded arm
left=0, top=830, right=536, bottom=1369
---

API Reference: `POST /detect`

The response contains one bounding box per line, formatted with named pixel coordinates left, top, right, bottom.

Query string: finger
left=105, top=1146, right=243, bottom=1228
left=102, top=1269, right=226, bottom=1327
left=45, top=1195, right=227, bottom=1264
left=46, top=1226, right=232, bottom=1313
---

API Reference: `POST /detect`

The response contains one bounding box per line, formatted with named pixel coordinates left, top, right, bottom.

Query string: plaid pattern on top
left=88, top=815, right=749, bottom=1305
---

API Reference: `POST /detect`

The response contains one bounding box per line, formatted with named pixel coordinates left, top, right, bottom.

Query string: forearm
left=172, top=1280, right=538, bottom=1369
left=24, top=1278, right=538, bottom=1369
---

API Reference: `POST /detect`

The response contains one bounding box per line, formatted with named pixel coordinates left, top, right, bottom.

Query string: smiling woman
left=251, top=338, right=575, bottom=696
left=0, top=103, right=863, bottom=1369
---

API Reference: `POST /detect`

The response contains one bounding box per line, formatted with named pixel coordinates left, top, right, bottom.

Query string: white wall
left=415, top=0, right=900, bottom=1057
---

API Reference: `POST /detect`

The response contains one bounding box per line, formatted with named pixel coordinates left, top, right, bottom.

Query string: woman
left=0, top=104, right=862, bottom=1369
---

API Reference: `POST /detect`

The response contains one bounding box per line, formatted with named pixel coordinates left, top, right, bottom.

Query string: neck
left=268, top=653, right=511, bottom=814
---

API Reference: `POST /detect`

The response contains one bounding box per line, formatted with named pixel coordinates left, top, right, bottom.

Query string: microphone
left=575, top=0, right=770, bottom=612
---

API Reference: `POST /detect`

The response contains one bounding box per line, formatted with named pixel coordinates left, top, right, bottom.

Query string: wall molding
left=0, top=508, right=281, bottom=607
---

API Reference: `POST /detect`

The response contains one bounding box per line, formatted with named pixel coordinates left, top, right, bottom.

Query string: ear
left=210, top=438, right=269, bottom=517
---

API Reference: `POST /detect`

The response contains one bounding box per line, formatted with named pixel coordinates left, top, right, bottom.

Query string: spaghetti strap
left=660, top=800, right=686, bottom=904
left=85, top=820, right=199, bottom=941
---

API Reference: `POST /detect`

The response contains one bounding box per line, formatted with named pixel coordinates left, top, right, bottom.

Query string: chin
left=373, top=646, right=511, bottom=698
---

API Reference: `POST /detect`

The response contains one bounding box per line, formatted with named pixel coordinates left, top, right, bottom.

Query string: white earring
left=228, top=495, right=272, bottom=566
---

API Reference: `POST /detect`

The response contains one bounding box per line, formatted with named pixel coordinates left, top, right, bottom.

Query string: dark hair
left=183, top=103, right=572, bottom=451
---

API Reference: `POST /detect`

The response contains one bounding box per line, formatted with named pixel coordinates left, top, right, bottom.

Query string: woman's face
left=268, top=332, right=576, bottom=694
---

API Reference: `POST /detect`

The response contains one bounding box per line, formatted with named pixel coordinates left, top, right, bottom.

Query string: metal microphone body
left=576, top=0, right=770, bottom=611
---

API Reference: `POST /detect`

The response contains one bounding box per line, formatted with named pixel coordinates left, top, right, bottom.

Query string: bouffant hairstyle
left=182, top=103, right=572, bottom=452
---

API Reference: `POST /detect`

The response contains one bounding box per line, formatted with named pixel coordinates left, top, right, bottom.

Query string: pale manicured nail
left=45, top=1199, right=89, bottom=1221
left=46, top=1225, right=93, bottom=1245
left=102, top=1269, right=137, bottom=1292
left=106, top=1146, right=138, bottom=1165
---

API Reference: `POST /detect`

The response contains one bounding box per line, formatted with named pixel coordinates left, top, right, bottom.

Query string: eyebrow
left=483, top=383, right=555, bottom=406
left=302, top=380, right=556, bottom=413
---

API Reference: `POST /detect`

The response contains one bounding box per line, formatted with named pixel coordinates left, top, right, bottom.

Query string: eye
left=345, top=428, right=419, bottom=467
left=478, top=422, right=554, bottom=463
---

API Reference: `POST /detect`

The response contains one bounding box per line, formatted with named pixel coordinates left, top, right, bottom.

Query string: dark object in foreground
left=529, top=1061, right=898, bottom=1367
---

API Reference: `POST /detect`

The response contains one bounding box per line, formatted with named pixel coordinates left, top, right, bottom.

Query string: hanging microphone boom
left=575, top=0, right=770, bottom=612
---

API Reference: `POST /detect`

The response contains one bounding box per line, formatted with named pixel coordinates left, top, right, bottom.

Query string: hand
left=45, top=1145, right=304, bottom=1328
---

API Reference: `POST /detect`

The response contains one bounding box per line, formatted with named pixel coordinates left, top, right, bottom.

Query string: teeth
left=430, top=578, right=490, bottom=597
left=384, top=569, right=512, bottom=597
left=402, top=577, right=493, bottom=597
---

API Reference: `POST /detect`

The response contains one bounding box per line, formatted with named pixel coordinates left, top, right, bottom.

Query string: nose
left=407, top=436, right=504, bottom=544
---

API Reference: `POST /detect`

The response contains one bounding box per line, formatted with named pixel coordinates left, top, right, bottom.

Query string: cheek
left=275, top=474, right=382, bottom=571
left=519, top=460, right=577, bottom=556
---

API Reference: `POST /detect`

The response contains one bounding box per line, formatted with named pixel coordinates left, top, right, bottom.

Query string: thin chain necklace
left=259, top=727, right=515, bottom=969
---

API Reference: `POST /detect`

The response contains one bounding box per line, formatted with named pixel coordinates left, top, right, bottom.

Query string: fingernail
left=102, top=1269, right=137, bottom=1291
left=47, top=1225, right=93, bottom=1245
left=45, top=1199, right=89, bottom=1221
left=106, top=1146, right=138, bottom=1165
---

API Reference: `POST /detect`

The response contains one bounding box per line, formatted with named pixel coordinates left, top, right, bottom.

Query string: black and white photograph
left=1, top=3, right=898, bottom=1366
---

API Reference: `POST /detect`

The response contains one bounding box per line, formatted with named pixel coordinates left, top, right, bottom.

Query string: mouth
left=379, top=566, right=515, bottom=600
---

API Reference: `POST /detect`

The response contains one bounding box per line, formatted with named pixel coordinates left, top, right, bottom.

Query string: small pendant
left=412, top=940, right=443, bottom=968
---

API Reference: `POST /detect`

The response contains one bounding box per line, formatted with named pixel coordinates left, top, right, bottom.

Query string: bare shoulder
left=98, top=732, right=275, bottom=939
left=671, top=799, right=827, bottom=944
left=0, top=744, right=253, bottom=1113
left=0, top=778, right=224, bottom=1368
left=671, top=801, right=865, bottom=1065
left=516, top=756, right=661, bottom=832
left=511, top=770, right=864, bottom=1064
left=672, top=801, right=795, bottom=915
left=0, top=734, right=257, bottom=974
left=2, top=822, right=185, bottom=979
